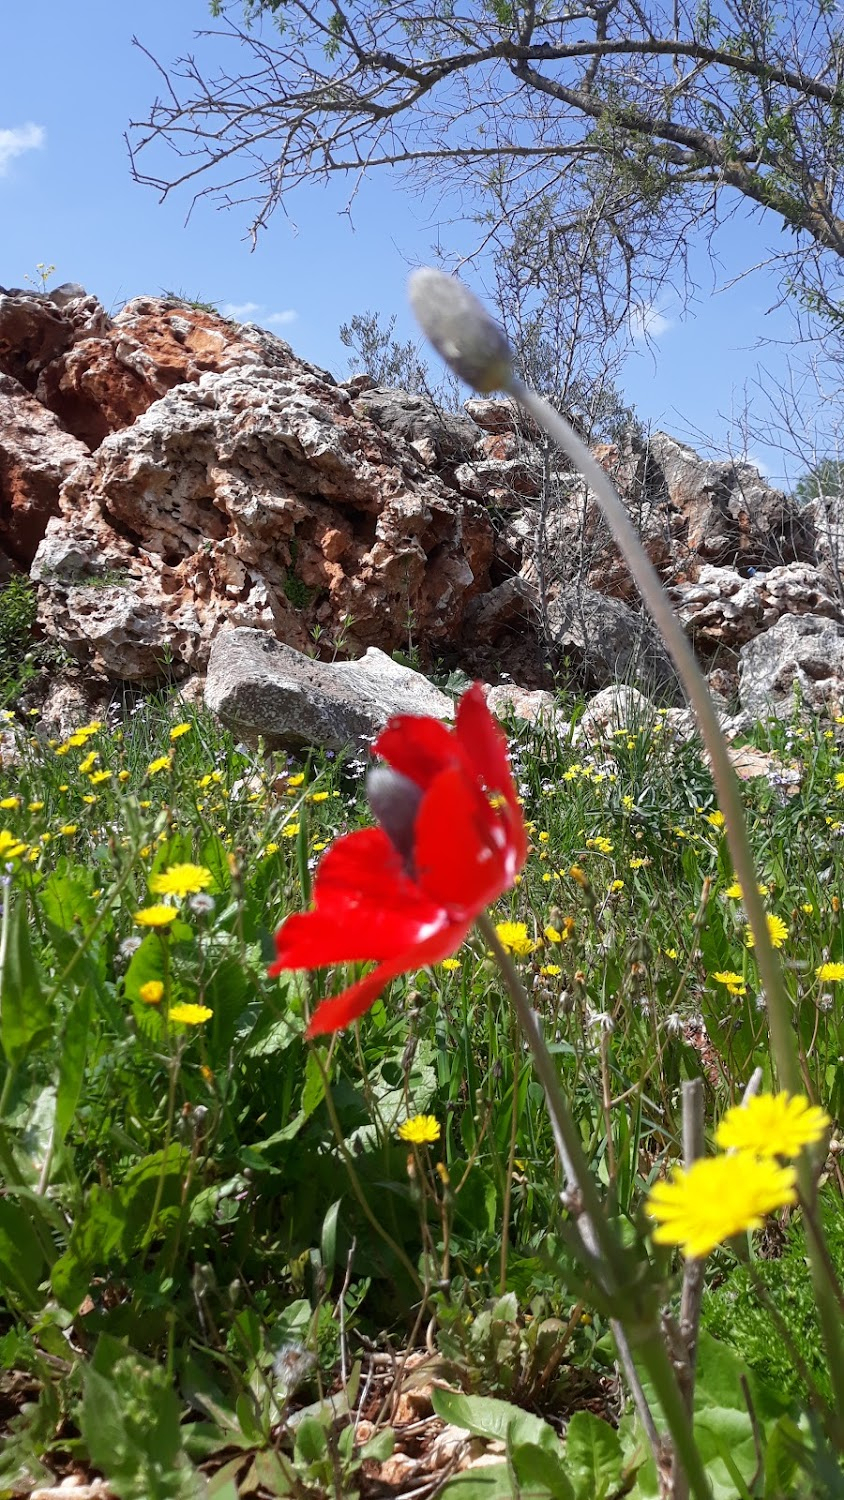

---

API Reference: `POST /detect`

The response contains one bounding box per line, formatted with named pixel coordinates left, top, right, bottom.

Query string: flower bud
left=408, top=268, right=513, bottom=393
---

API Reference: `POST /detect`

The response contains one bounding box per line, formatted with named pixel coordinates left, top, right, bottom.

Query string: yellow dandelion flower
left=263, top=842, right=280, bottom=857
left=169, top=1002, right=213, bottom=1026
left=139, top=980, right=164, bottom=1005
left=817, top=962, right=844, bottom=982
left=538, top=830, right=550, bottom=843
left=629, top=856, right=650, bottom=869
left=611, top=879, right=625, bottom=892
left=541, top=964, right=562, bottom=977
left=150, top=863, right=213, bottom=899
left=746, top=914, right=788, bottom=949
left=169, top=723, right=192, bottom=739
left=836, top=772, right=844, bottom=790
left=59, top=824, right=78, bottom=836
left=440, top=958, right=461, bottom=971
left=309, top=791, right=329, bottom=803
left=712, top=970, right=747, bottom=996
left=647, top=1152, right=797, bottom=1259
left=90, top=769, right=112, bottom=785
left=586, top=836, right=614, bottom=854
left=78, top=752, right=98, bottom=774
left=705, top=810, right=725, bottom=828
left=397, top=1115, right=441, bottom=1145
left=134, top=905, right=179, bottom=927
left=282, top=823, right=301, bottom=839
left=716, top=1093, right=830, bottom=1158
left=118, top=769, right=130, bottom=783
left=0, top=796, right=20, bottom=810
left=27, top=801, right=44, bottom=813
left=495, top=921, right=536, bottom=956
left=0, top=830, right=25, bottom=858
left=287, top=772, right=306, bottom=788
left=569, top=865, right=588, bottom=887
left=312, top=841, right=328, bottom=852
left=802, top=903, right=814, bottom=915
left=147, top=755, right=172, bottom=776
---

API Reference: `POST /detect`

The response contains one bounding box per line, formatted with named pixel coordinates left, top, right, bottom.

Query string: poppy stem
left=476, top=912, right=673, bottom=1476
left=503, top=375, right=844, bottom=1427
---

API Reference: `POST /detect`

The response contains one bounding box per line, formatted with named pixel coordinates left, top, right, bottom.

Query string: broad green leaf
left=432, top=1388, right=559, bottom=1453
left=41, top=865, right=98, bottom=932
left=0, top=1197, right=47, bottom=1309
left=0, top=897, right=51, bottom=1067
left=438, top=1465, right=515, bottom=1498
left=564, top=1411, right=624, bottom=1500
left=360, top=1427, right=395, bottom=1462
left=511, top=1440, right=574, bottom=1498
left=294, top=1413, right=329, bottom=1465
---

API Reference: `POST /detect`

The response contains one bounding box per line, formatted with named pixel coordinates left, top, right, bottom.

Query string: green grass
left=0, top=691, right=843, bottom=1495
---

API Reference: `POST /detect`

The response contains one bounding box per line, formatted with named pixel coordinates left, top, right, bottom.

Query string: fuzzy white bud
left=408, top=267, right=513, bottom=393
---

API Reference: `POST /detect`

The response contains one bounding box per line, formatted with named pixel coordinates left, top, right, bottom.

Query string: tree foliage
left=130, top=0, right=844, bottom=319
left=793, top=456, right=844, bottom=504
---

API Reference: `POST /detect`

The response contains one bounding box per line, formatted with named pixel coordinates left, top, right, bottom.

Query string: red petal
left=373, top=713, right=460, bottom=789
left=269, top=827, right=449, bottom=972
left=456, top=683, right=516, bottom=797
left=414, top=766, right=509, bottom=911
left=304, top=919, right=473, bottom=1037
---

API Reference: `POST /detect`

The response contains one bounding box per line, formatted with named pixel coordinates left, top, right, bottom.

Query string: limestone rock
left=546, top=587, right=680, bottom=700
left=648, top=432, right=813, bottom=571
left=205, top=628, right=454, bottom=748
left=351, top=387, right=479, bottom=465
left=0, top=291, right=74, bottom=387
left=738, top=613, right=844, bottom=718
left=33, top=357, right=494, bottom=681
left=672, top=561, right=844, bottom=649
left=0, top=375, right=91, bottom=567
left=484, top=682, right=564, bottom=730
left=575, top=685, right=652, bottom=743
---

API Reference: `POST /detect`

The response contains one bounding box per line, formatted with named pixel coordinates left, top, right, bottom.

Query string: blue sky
left=2, top=0, right=827, bottom=487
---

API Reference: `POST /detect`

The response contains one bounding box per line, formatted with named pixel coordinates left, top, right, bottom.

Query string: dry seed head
left=408, top=268, right=513, bottom=393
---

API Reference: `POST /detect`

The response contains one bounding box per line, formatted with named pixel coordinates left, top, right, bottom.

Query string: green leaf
left=511, top=1441, right=574, bottom=1498
left=360, top=1427, right=395, bottom=1463
left=321, top=1198, right=341, bottom=1275
left=0, top=1197, right=47, bottom=1309
left=301, top=1048, right=326, bottom=1117
left=0, top=896, right=52, bottom=1067
left=124, top=932, right=166, bottom=1005
left=431, top=1388, right=559, bottom=1453
left=294, top=1413, right=329, bottom=1465
left=54, top=987, right=92, bottom=1146
left=438, top=1465, right=515, bottom=1498
left=563, top=1412, right=624, bottom=1500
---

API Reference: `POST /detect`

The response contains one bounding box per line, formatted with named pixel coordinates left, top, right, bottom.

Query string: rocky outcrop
left=2, top=281, right=843, bottom=719
left=646, top=433, right=813, bottom=572
left=738, top=614, right=844, bottom=718
left=206, top=627, right=453, bottom=748
left=672, top=562, right=844, bottom=649
left=0, top=375, right=91, bottom=567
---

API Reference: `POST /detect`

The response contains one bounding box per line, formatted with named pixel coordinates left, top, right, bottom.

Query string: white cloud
left=630, top=301, right=672, bottom=341
left=738, top=451, right=771, bottom=477
left=265, top=309, right=298, bottom=326
left=221, top=300, right=261, bottom=320
left=0, top=123, right=46, bottom=178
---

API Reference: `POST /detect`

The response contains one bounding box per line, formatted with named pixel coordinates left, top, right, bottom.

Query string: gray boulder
left=205, top=628, right=454, bottom=749
left=546, top=587, right=681, bottom=701
left=738, top=613, right=844, bottom=718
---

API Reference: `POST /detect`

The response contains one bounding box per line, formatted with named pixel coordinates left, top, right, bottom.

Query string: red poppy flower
left=269, top=683, right=527, bottom=1038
